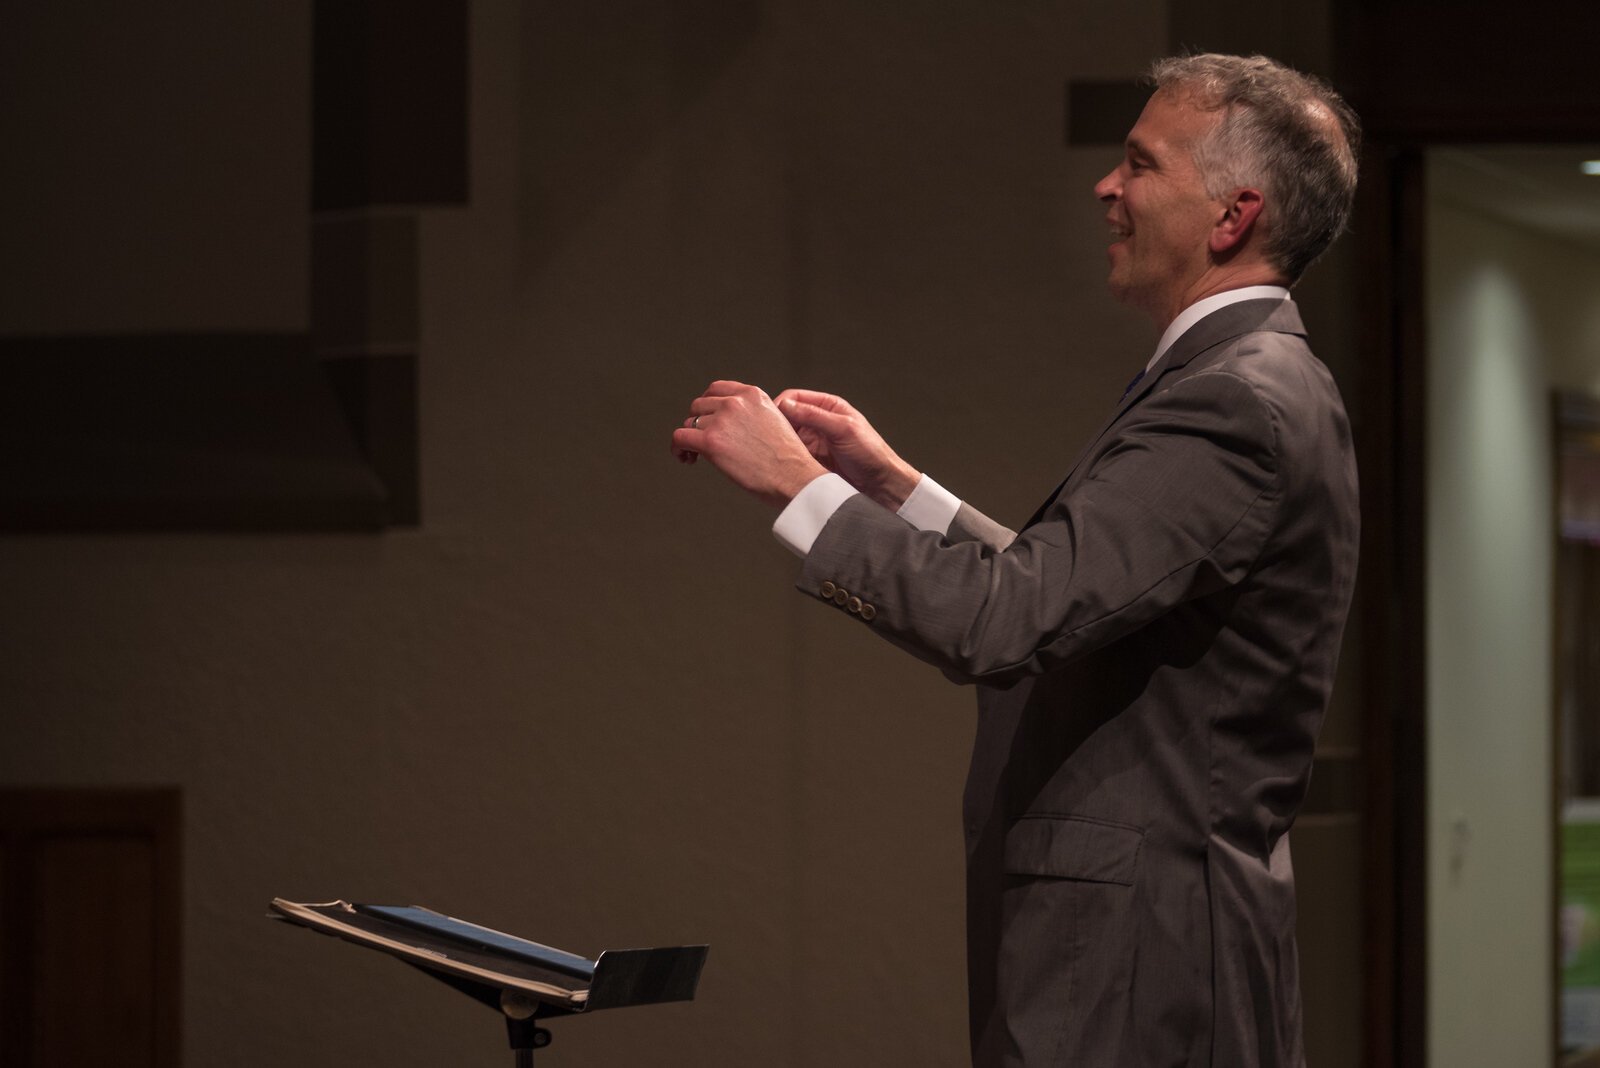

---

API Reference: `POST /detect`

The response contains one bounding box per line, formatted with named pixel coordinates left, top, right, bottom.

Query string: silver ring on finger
left=692, top=415, right=701, bottom=428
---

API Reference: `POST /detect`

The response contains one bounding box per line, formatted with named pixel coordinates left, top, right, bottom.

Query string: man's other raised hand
left=774, top=389, right=920, bottom=512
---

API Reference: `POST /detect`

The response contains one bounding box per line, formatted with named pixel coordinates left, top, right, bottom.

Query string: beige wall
left=0, top=0, right=309, bottom=333
left=0, top=2, right=1369, bottom=1064
left=1424, top=184, right=1600, bottom=1066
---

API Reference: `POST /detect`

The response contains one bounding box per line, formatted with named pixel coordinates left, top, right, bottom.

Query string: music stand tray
left=269, top=898, right=709, bottom=1064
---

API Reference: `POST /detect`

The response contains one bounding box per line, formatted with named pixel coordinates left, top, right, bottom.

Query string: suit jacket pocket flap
left=1003, top=815, right=1143, bottom=885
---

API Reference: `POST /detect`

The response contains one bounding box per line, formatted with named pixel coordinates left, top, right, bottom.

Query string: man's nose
left=1094, top=169, right=1119, bottom=202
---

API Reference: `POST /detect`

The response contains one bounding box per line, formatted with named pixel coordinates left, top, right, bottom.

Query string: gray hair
left=1150, top=54, right=1361, bottom=282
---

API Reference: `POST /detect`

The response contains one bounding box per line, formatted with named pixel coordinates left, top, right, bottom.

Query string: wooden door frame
left=1352, top=142, right=1429, bottom=1068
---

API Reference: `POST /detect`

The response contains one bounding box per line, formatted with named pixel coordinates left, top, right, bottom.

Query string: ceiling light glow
left=1583, top=160, right=1600, bottom=176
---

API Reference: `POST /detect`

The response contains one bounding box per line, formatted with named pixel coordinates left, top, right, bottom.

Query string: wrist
left=767, top=459, right=831, bottom=511
left=875, top=459, right=921, bottom=511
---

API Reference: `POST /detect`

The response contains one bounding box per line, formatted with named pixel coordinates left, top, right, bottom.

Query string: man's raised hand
left=672, top=381, right=828, bottom=509
left=774, top=389, right=920, bottom=511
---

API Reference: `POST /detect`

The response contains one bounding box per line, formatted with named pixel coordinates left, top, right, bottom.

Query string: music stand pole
left=502, top=992, right=554, bottom=1068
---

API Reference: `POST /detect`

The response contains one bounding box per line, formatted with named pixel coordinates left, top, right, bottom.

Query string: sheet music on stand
left=269, top=898, right=708, bottom=1064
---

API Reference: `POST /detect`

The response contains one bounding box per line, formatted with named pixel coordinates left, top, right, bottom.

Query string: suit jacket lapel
left=1018, top=299, right=1308, bottom=531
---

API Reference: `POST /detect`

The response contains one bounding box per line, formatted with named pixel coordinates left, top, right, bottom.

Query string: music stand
left=269, top=898, right=709, bottom=1065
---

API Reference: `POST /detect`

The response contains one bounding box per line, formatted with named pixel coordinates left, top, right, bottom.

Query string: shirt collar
left=1146, top=285, right=1291, bottom=373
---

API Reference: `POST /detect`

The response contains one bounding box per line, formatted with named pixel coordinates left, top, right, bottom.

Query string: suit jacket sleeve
left=798, top=366, right=1279, bottom=685
left=947, top=502, right=1016, bottom=553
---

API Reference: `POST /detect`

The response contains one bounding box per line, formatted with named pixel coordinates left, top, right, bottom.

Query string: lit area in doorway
left=1426, top=144, right=1600, bottom=1067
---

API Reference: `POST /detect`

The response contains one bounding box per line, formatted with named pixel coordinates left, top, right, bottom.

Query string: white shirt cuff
left=772, top=473, right=859, bottom=557
left=896, top=474, right=960, bottom=535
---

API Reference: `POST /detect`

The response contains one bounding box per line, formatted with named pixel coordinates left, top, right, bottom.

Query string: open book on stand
left=269, top=898, right=708, bottom=1012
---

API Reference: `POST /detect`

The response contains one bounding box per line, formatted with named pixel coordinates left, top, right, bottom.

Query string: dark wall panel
left=1338, top=2, right=1600, bottom=141
left=314, top=0, right=469, bottom=209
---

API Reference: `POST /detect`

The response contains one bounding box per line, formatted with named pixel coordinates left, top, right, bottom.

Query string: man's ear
left=1209, top=188, right=1265, bottom=254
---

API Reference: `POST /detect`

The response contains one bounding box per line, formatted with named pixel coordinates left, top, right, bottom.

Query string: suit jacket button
left=860, top=603, right=877, bottom=621
left=832, top=587, right=849, bottom=606
left=847, top=596, right=862, bottom=614
left=819, top=580, right=836, bottom=599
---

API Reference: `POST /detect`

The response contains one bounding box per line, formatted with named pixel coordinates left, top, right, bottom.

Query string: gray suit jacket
left=799, top=299, right=1359, bottom=1066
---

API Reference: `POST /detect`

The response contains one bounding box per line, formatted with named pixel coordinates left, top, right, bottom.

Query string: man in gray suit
left=673, top=53, right=1360, bottom=1066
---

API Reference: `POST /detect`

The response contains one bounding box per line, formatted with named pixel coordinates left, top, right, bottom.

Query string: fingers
left=675, top=390, right=737, bottom=459
left=703, top=380, right=770, bottom=401
left=774, top=390, right=867, bottom=447
left=671, top=381, right=764, bottom=462
left=780, top=396, right=855, bottom=439
left=683, top=382, right=771, bottom=430
left=775, top=387, right=848, bottom=410
left=679, top=383, right=858, bottom=448
left=672, top=425, right=705, bottom=463
left=672, top=380, right=785, bottom=466
left=680, top=393, right=740, bottom=444
left=674, top=386, right=734, bottom=462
